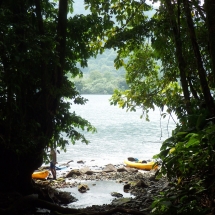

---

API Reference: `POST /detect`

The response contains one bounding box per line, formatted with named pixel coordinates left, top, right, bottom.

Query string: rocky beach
left=33, top=160, right=169, bottom=215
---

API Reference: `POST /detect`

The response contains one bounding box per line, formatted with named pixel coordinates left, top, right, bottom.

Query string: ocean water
left=57, top=95, right=177, bottom=168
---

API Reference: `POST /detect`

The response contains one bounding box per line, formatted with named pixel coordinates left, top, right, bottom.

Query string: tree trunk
left=165, top=0, right=191, bottom=115
left=0, top=144, right=43, bottom=195
left=205, top=0, right=215, bottom=85
left=182, top=0, right=215, bottom=117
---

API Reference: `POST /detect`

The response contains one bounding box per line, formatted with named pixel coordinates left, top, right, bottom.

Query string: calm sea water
left=57, top=95, right=177, bottom=168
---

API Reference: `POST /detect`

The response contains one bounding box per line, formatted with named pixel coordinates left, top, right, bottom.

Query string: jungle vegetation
left=73, top=48, right=128, bottom=94
left=73, top=70, right=128, bottom=94
left=0, top=0, right=215, bottom=215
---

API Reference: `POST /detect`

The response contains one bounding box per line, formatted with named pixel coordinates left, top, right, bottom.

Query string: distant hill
left=70, top=1, right=158, bottom=94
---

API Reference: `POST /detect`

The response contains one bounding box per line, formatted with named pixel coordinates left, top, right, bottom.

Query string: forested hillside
left=71, top=49, right=128, bottom=94
left=71, top=0, right=151, bottom=94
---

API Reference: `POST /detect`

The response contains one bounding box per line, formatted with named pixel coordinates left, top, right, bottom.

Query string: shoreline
left=34, top=161, right=167, bottom=214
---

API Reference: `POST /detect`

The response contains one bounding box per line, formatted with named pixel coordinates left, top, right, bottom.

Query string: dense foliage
left=85, top=0, right=215, bottom=214
left=73, top=70, right=128, bottom=94
left=0, top=0, right=112, bottom=194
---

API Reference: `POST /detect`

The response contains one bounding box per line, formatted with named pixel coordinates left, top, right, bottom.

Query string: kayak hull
left=124, top=159, right=157, bottom=170
left=32, top=170, right=49, bottom=179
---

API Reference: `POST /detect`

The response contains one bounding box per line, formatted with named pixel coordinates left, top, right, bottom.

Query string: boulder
left=80, top=166, right=91, bottom=174
left=65, top=169, right=81, bottom=178
left=102, top=164, right=117, bottom=172
left=117, top=167, right=128, bottom=172
left=123, top=183, right=131, bottom=191
left=78, top=184, right=89, bottom=193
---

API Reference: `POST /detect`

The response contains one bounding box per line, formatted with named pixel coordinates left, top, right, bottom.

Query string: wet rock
left=112, top=197, right=132, bottom=206
left=123, top=183, right=130, bottom=191
left=78, top=184, right=89, bottom=193
left=57, top=191, right=78, bottom=204
left=102, top=164, right=117, bottom=172
left=111, top=192, right=123, bottom=198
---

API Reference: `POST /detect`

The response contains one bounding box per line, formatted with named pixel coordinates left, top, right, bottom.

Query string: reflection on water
left=59, top=180, right=133, bottom=208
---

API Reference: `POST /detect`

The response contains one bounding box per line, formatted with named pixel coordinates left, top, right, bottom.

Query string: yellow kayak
left=32, top=170, right=49, bottom=179
left=124, top=159, right=158, bottom=170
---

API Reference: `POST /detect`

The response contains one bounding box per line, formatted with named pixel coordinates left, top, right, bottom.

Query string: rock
left=148, top=175, right=159, bottom=182
left=77, top=160, right=85, bottom=164
left=112, top=197, right=132, bottom=206
left=103, top=164, right=117, bottom=172
left=117, top=167, right=128, bottom=172
left=111, top=192, right=123, bottom=198
left=65, top=169, right=81, bottom=178
left=80, top=166, right=91, bottom=174
left=123, top=183, right=130, bottom=191
left=125, top=167, right=138, bottom=173
left=78, top=184, right=89, bottom=193
left=85, top=170, right=94, bottom=175
left=136, top=172, right=144, bottom=179
left=34, top=162, right=170, bottom=215
left=161, top=182, right=170, bottom=190
left=135, top=179, right=149, bottom=188
left=57, top=191, right=78, bottom=204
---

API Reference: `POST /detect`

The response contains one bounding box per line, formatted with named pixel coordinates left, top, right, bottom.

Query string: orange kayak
left=32, top=170, right=49, bottom=179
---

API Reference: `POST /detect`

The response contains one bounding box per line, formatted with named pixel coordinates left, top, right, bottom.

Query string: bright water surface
left=57, top=95, right=177, bottom=168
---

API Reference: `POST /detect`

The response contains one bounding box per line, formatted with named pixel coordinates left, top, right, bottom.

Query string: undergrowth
left=151, top=122, right=215, bottom=214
